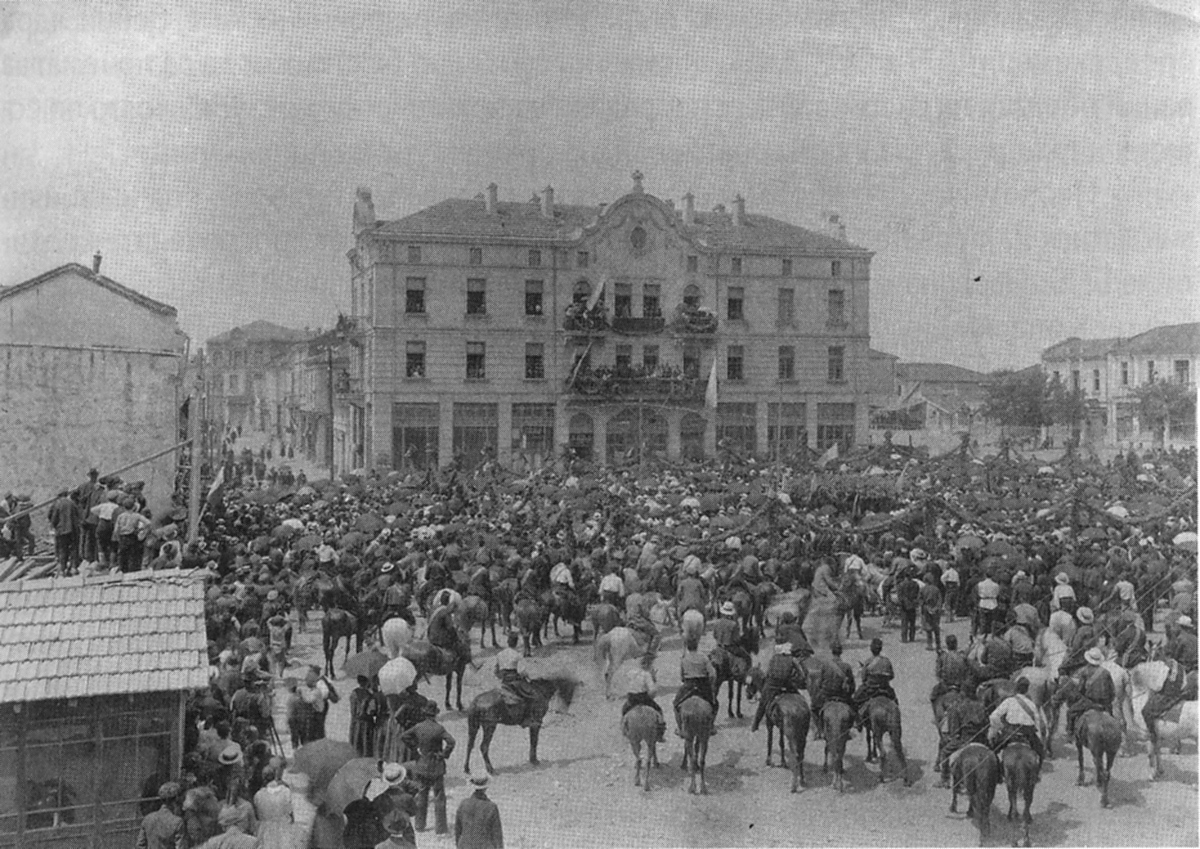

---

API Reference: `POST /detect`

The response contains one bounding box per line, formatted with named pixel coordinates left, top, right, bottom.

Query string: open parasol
left=378, top=656, right=419, bottom=695
left=323, top=758, right=380, bottom=814
left=291, top=739, right=359, bottom=791
left=342, top=646, right=390, bottom=681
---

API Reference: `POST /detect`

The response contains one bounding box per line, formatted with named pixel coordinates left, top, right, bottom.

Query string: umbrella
left=292, top=739, right=359, bottom=791
left=282, top=518, right=306, bottom=530
left=243, top=489, right=275, bottom=505
left=983, top=539, right=1020, bottom=558
left=339, top=531, right=370, bottom=550
left=342, top=646, right=390, bottom=681
left=294, top=534, right=323, bottom=552
left=240, top=637, right=265, bottom=655
left=272, top=524, right=298, bottom=541
left=1172, top=531, right=1197, bottom=546
left=1079, top=527, right=1109, bottom=542
left=324, top=758, right=379, bottom=814
left=378, top=656, right=418, bottom=695
left=956, top=535, right=984, bottom=550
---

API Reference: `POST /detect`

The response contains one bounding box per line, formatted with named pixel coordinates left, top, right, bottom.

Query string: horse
left=836, top=573, right=866, bottom=641
left=864, top=696, right=910, bottom=785
left=680, top=608, right=705, bottom=644
left=1012, top=666, right=1061, bottom=755
left=1001, top=742, right=1040, bottom=847
left=709, top=629, right=759, bottom=719
left=679, top=695, right=714, bottom=795
left=750, top=580, right=779, bottom=637
left=1073, top=708, right=1123, bottom=807
left=540, top=586, right=587, bottom=643
left=1128, top=659, right=1199, bottom=778
left=493, top=577, right=519, bottom=631
left=587, top=601, right=622, bottom=639
left=463, top=673, right=579, bottom=774
left=1097, top=659, right=1136, bottom=749
left=621, top=705, right=662, bottom=791
left=820, top=700, right=855, bottom=793
left=933, top=690, right=988, bottom=787
left=321, top=608, right=360, bottom=677
left=1033, top=628, right=1068, bottom=679
left=595, top=627, right=650, bottom=698
left=950, top=743, right=1000, bottom=847
left=401, top=637, right=470, bottom=711
left=457, top=594, right=498, bottom=649
left=512, top=597, right=546, bottom=657
left=764, top=693, right=810, bottom=792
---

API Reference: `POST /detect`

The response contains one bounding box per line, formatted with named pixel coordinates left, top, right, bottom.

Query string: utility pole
left=187, top=353, right=202, bottom=544
left=327, top=343, right=336, bottom=482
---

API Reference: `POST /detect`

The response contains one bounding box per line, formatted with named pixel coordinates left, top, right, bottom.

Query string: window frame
left=466, top=341, right=486, bottom=380
left=778, top=345, right=795, bottom=381
left=726, top=345, right=745, bottom=381
left=468, top=246, right=483, bottom=266
left=778, top=288, right=794, bottom=325
left=405, top=341, right=426, bottom=379
left=524, top=342, right=545, bottom=380
left=827, top=288, right=846, bottom=326
left=524, top=280, right=544, bottom=316
left=730, top=256, right=743, bottom=276
left=466, top=278, right=487, bottom=315
left=827, top=345, right=845, bottom=383
left=726, top=286, right=745, bottom=321
left=405, top=277, right=427, bottom=315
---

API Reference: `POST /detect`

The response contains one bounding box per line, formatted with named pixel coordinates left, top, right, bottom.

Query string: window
left=405, top=277, right=426, bottom=314
left=466, top=278, right=487, bottom=315
left=407, top=245, right=422, bottom=264
left=683, top=284, right=701, bottom=308
left=573, top=280, right=591, bottom=304
left=727, top=286, right=744, bottom=320
left=727, top=345, right=745, bottom=381
left=512, top=403, right=555, bottom=458
left=782, top=258, right=793, bottom=277
left=577, top=251, right=589, bottom=268
left=630, top=226, right=647, bottom=250
left=406, top=341, right=426, bottom=378
left=716, top=402, right=756, bottom=455
left=1147, top=360, right=1156, bottom=382
left=817, top=402, right=855, bottom=451
left=615, top=344, right=633, bottom=371
left=1175, top=360, right=1190, bottom=384
left=831, top=260, right=842, bottom=278
left=453, top=403, right=498, bottom=470
left=827, top=346, right=845, bottom=382
left=682, top=346, right=700, bottom=379
left=778, top=288, right=794, bottom=324
left=828, top=289, right=846, bottom=325
left=1071, top=370, right=1080, bottom=392
left=1093, top=369, right=1101, bottom=392
left=469, top=247, right=483, bottom=265
left=779, top=346, right=795, bottom=380
left=528, top=249, right=541, bottom=268
left=525, top=280, right=544, bottom=315
left=525, top=343, right=545, bottom=379
left=642, top=345, right=659, bottom=372
left=466, top=342, right=486, bottom=380
left=768, top=402, right=807, bottom=458
left=730, top=256, right=743, bottom=275
left=643, top=284, right=661, bottom=318
left=686, top=255, right=699, bottom=273
left=394, top=403, right=439, bottom=469
left=1120, top=362, right=1129, bottom=386
left=614, top=283, right=633, bottom=318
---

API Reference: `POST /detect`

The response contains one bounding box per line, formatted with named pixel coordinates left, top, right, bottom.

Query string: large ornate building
left=345, top=173, right=874, bottom=470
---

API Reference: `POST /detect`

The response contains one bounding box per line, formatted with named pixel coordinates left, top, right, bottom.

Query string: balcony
left=566, top=365, right=705, bottom=403
left=563, top=303, right=609, bottom=334
left=611, top=315, right=666, bottom=334
left=334, top=374, right=363, bottom=400
left=668, top=305, right=718, bottom=335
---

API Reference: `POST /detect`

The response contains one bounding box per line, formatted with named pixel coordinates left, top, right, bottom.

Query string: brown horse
left=679, top=695, right=714, bottom=795
left=1001, top=741, right=1040, bottom=847
left=401, top=637, right=471, bottom=711
left=621, top=705, right=663, bottom=791
left=764, top=693, right=810, bottom=793
left=709, top=629, right=759, bottom=719
left=321, top=608, right=360, bottom=677
left=1073, top=707, right=1123, bottom=807
left=457, top=594, right=498, bottom=649
left=587, top=601, right=622, bottom=639
left=820, top=700, right=855, bottom=793
left=933, top=690, right=988, bottom=787
left=464, top=674, right=579, bottom=774
left=512, top=597, right=546, bottom=657
left=951, top=743, right=1000, bottom=847
left=864, top=696, right=910, bottom=785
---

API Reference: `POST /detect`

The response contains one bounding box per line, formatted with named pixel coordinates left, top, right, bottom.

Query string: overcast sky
left=2, top=0, right=1197, bottom=371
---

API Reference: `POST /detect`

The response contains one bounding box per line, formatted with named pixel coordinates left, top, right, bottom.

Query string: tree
left=1133, top=380, right=1197, bottom=441
left=984, top=369, right=1051, bottom=428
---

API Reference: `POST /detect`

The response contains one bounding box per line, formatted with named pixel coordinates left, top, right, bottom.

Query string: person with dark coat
left=1064, top=647, right=1116, bottom=737
left=810, top=642, right=855, bottom=740
left=136, top=781, right=185, bottom=849
left=47, top=489, right=82, bottom=574
left=896, top=566, right=921, bottom=643
left=852, top=637, right=897, bottom=729
left=454, top=775, right=503, bottom=849
left=399, top=703, right=456, bottom=835
left=750, top=634, right=805, bottom=733
left=929, top=634, right=973, bottom=705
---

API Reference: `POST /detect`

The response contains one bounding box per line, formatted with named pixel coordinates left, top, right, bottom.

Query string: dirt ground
left=272, top=601, right=1198, bottom=848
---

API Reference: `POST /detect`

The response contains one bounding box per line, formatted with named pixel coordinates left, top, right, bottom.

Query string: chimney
left=683, top=192, right=695, bottom=225
left=732, top=194, right=746, bottom=226
left=92, top=251, right=102, bottom=274
left=827, top=212, right=846, bottom=241
left=541, top=185, right=555, bottom=218
left=485, top=183, right=498, bottom=214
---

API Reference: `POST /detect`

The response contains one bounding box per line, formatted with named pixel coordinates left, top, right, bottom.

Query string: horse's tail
left=681, top=609, right=705, bottom=644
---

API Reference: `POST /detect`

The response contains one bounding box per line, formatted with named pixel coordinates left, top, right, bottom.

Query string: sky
left=1, top=0, right=1197, bottom=372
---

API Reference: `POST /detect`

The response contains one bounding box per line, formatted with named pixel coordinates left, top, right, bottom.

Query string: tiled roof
left=0, top=263, right=177, bottom=316
left=868, top=348, right=900, bottom=360
left=0, top=569, right=210, bottom=704
left=371, top=196, right=868, bottom=253
left=207, top=320, right=314, bottom=347
left=1123, top=322, right=1200, bottom=355
left=1042, top=336, right=1122, bottom=361
left=896, top=362, right=991, bottom=384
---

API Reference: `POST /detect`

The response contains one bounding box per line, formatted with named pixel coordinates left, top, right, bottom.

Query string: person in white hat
left=1050, top=571, right=1076, bottom=613
left=454, top=774, right=504, bottom=849
left=674, top=558, right=708, bottom=620
left=1062, top=647, right=1115, bottom=738
left=750, top=632, right=803, bottom=733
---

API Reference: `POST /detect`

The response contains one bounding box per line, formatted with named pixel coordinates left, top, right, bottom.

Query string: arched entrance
left=606, top=406, right=667, bottom=464
left=568, top=412, right=594, bottom=460
left=680, top=412, right=707, bottom=461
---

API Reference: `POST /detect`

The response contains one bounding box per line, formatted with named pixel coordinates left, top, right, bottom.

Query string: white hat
left=910, top=548, right=929, bottom=562
left=1084, top=647, right=1105, bottom=666
left=1178, top=615, right=1194, bottom=629
left=1076, top=606, right=1094, bottom=624
left=720, top=601, right=737, bottom=616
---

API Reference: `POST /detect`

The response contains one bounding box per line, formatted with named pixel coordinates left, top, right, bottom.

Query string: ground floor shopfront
left=375, top=394, right=867, bottom=471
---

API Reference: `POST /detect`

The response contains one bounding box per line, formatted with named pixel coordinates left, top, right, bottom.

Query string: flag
left=586, top=276, right=607, bottom=311
left=205, top=465, right=226, bottom=510
left=705, top=357, right=718, bottom=409
left=817, top=441, right=839, bottom=468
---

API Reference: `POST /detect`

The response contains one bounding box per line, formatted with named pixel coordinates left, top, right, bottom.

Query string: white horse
left=1128, top=660, right=1199, bottom=778
left=1033, top=629, right=1068, bottom=680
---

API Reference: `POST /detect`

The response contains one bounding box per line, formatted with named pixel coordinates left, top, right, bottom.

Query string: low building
left=871, top=362, right=993, bottom=438
left=1042, top=322, right=1200, bottom=446
left=0, top=256, right=187, bottom=510
left=0, top=570, right=209, bottom=848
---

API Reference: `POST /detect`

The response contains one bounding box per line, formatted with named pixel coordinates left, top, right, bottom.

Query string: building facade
left=347, top=174, right=874, bottom=470
left=204, top=321, right=314, bottom=441
left=1042, top=322, right=1199, bottom=446
left=0, top=258, right=187, bottom=509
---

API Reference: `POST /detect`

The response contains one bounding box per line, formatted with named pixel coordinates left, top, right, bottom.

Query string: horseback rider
left=711, top=601, right=747, bottom=660
left=726, top=554, right=761, bottom=594
left=598, top=562, right=625, bottom=607
left=1064, top=647, right=1116, bottom=738
left=1106, top=584, right=1147, bottom=667
left=810, top=642, right=855, bottom=741
left=1165, top=614, right=1198, bottom=673
left=750, top=632, right=806, bottom=733
left=673, top=636, right=719, bottom=737
left=988, top=676, right=1046, bottom=773
left=427, top=590, right=470, bottom=668
left=624, top=595, right=661, bottom=655
left=1002, top=611, right=1036, bottom=672
left=674, top=558, right=708, bottom=619
left=977, top=621, right=1016, bottom=680
left=930, top=633, right=973, bottom=705
left=1142, top=617, right=1197, bottom=733
left=774, top=610, right=814, bottom=661
left=621, top=651, right=666, bottom=742
left=852, top=637, right=897, bottom=730
left=494, top=632, right=538, bottom=725
left=381, top=564, right=416, bottom=627
left=1060, top=606, right=1098, bottom=678
left=467, top=556, right=492, bottom=602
